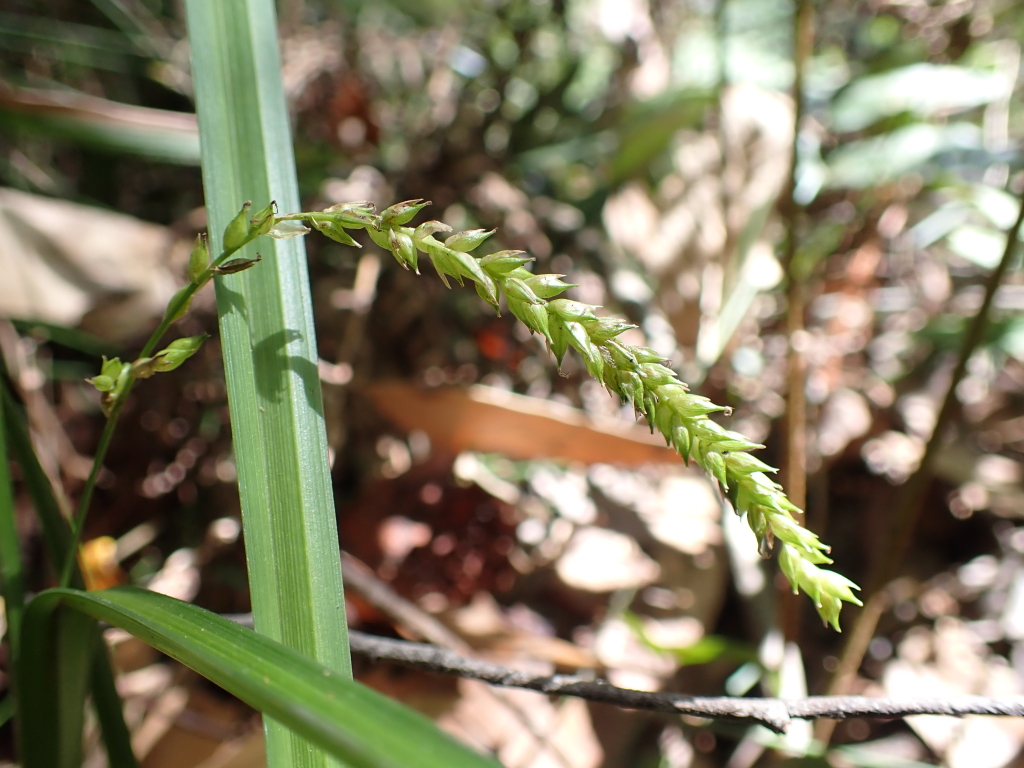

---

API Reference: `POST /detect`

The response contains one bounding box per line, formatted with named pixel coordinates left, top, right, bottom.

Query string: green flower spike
left=272, top=198, right=864, bottom=629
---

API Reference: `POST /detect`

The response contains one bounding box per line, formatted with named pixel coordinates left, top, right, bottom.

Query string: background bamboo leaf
left=0, top=83, right=200, bottom=164
left=1, top=383, right=71, bottom=567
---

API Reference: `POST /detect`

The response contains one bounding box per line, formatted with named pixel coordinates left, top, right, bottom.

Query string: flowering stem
left=64, top=216, right=262, bottom=588
left=78, top=197, right=862, bottom=629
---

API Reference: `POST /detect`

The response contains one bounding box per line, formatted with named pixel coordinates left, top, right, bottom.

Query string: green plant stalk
left=277, top=200, right=862, bottom=630
left=59, top=225, right=261, bottom=588
left=185, top=1, right=350, bottom=766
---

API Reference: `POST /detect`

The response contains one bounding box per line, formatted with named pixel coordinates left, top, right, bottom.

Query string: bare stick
left=340, top=551, right=467, bottom=650
left=345, top=630, right=1024, bottom=735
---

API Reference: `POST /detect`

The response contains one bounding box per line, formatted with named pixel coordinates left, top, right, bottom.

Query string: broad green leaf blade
left=2, top=382, right=139, bottom=767
left=185, top=2, right=349, bottom=763
left=20, top=587, right=500, bottom=768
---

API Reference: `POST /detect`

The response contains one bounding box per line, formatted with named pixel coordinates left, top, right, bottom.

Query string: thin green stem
left=61, top=235, right=254, bottom=588
left=59, top=398, right=124, bottom=587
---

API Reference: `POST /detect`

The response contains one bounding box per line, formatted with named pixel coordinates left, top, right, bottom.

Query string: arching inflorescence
left=279, top=199, right=862, bottom=629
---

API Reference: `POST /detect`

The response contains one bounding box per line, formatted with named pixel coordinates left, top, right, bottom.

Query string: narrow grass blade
left=184, top=1, right=350, bottom=763
left=1, top=382, right=71, bottom=569
left=91, top=649, right=139, bottom=768
left=0, top=386, right=23, bottom=723
left=2, top=381, right=139, bottom=767
left=20, top=587, right=500, bottom=768
left=9, top=319, right=121, bottom=359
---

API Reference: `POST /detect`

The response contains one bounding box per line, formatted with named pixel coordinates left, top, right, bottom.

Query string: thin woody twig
left=348, top=634, right=1024, bottom=737
left=340, top=550, right=467, bottom=650
left=780, top=0, right=814, bottom=519
left=220, top=614, right=1024, bottom=735
left=866, top=181, right=1024, bottom=595
left=347, top=630, right=1024, bottom=735
left=778, top=0, right=815, bottom=646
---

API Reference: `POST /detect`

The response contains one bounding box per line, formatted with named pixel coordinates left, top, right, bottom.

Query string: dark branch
left=346, top=631, right=1024, bottom=734
left=219, top=614, right=1024, bottom=734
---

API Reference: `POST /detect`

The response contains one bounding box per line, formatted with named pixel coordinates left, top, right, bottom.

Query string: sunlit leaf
left=831, top=64, right=1008, bottom=132
left=826, top=123, right=981, bottom=189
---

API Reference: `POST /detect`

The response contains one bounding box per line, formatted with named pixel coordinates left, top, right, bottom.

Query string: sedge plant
left=14, top=191, right=858, bottom=764
left=1, top=2, right=855, bottom=765
left=75, top=197, right=862, bottom=631
left=6, top=175, right=499, bottom=768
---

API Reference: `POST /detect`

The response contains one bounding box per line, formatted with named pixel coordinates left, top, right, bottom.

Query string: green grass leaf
left=20, top=587, right=500, bottom=768
left=184, top=1, right=351, bottom=764
left=0, top=388, right=23, bottom=690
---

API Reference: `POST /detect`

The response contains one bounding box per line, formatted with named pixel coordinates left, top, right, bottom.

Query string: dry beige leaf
left=0, top=188, right=179, bottom=339
left=364, top=382, right=683, bottom=466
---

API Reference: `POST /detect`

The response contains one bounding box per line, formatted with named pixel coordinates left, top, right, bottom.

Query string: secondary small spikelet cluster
left=278, top=199, right=862, bottom=629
